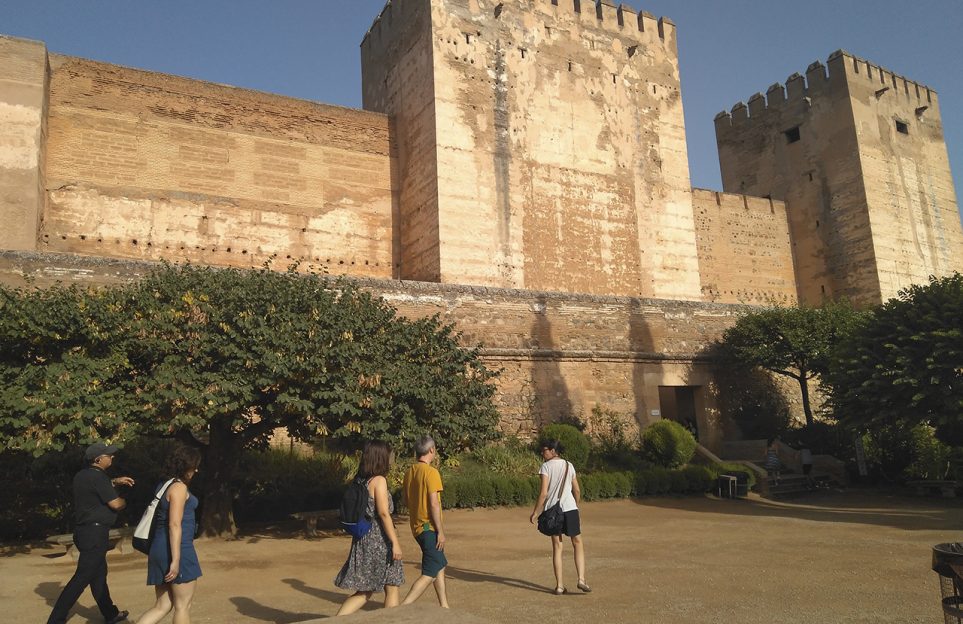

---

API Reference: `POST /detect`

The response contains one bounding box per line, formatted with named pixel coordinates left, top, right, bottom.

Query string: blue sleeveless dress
left=147, top=481, right=202, bottom=585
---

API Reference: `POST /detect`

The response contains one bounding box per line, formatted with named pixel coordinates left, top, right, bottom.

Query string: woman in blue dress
left=136, top=445, right=203, bottom=624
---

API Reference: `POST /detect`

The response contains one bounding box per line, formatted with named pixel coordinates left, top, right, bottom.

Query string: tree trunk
left=199, top=423, right=240, bottom=537
left=798, top=373, right=814, bottom=427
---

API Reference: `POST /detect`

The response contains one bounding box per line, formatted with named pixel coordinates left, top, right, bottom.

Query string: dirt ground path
left=3, top=490, right=958, bottom=623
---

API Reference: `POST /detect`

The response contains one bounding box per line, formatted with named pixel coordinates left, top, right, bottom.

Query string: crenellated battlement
left=714, top=50, right=938, bottom=129
left=361, top=0, right=677, bottom=51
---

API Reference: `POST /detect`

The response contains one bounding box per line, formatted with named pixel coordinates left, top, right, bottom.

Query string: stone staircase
left=765, top=471, right=833, bottom=498
left=719, top=439, right=846, bottom=499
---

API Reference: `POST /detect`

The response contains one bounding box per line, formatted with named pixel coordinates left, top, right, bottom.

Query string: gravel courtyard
left=3, top=490, right=958, bottom=623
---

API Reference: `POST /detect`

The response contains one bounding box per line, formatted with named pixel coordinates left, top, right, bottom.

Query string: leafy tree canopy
left=719, top=300, right=866, bottom=426
left=827, top=273, right=962, bottom=444
left=0, top=264, right=501, bottom=535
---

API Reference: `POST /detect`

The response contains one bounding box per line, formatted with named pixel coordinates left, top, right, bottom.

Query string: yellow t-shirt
left=403, top=462, right=443, bottom=536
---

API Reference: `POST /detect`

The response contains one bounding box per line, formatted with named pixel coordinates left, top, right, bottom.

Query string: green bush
left=862, top=423, right=954, bottom=482
left=578, top=473, right=599, bottom=501
left=612, top=471, right=635, bottom=497
left=0, top=449, right=79, bottom=540
left=904, top=425, right=952, bottom=480
left=588, top=405, right=642, bottom=471
left=681, top=465, right=715, bottom=493
left=470, top=438, right=541, bottom=476
left=234, top=448, right=350, bottom=521
left=640, top=420, right=696, bottom=468
left=438, top=478, right=457, bottom=510
left=634, top=471, right=647, bottom=497
left=669, top=469, right=688, bottom=493
left=710, top=462, right=757, bottom=488
left=540, top=423, right=591, bottom=472
left=600, top=473, right=619, bottom=498
left=643, top=467, right=672, bottom=494
left=476, top=478, right=497, bottom=507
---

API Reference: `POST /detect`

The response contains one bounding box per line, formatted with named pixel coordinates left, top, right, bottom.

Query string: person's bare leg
left=170, top=580, right=196, bottom=624
left=572, top=535, right=587, bottom=586
left=135, top=585, right=173, bottom=624
left=402, top=576, right=434, bottom=605
left=337, top=591, right=372, bottom=616
left=383, top=585, right=399, bottom=608
left=551, top=535, right=565, bottom=591
left=432, top=568, right=449, bottom=608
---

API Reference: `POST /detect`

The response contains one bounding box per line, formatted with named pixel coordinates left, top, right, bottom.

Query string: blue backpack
left=339, top=476, right=372, bottom=539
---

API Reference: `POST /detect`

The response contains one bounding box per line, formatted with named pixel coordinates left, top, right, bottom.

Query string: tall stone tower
left=0, top=36, right=47, bottom=253
left=361, top=0, right=702, bottom=300
left=715, top=50, right=963, bottom=305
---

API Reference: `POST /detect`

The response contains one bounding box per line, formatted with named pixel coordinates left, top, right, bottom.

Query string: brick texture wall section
left=692, top=188, right=798, bottom=305
left=40, top=54, right=399, bottom=279
left=0, top=249, right=751, bottom=451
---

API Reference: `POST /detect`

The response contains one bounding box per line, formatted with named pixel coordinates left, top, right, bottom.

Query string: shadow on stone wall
left=628, top=298, right=654, bottom=427
left=530, top=295, right=573, bottom=428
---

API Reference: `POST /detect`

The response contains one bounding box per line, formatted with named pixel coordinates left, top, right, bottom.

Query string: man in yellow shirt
left=401, top=436, right=449, bottom=608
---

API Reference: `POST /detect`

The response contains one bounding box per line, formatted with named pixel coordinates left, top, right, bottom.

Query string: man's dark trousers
left=47, top=524, right=122, bottom=624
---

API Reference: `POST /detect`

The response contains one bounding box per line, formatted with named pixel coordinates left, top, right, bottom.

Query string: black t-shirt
left=73, top=467, right=119, bottom=526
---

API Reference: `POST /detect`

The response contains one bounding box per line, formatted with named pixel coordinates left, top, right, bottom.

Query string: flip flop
left=577, top=581, right=592, bottom=593
left=553, top=587, right=567, bottom=595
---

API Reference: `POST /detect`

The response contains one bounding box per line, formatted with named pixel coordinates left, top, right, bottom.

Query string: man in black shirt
left=47, top=442, right=135, bottom=624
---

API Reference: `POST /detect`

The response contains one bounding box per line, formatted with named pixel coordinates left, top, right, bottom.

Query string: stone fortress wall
left=715, top=50, right=963, bottom=305
left=1, top=39, right=399, bottom=279
left=1, top=0, right=960, bottom=444
left=0, top=248, right=735, bottom=449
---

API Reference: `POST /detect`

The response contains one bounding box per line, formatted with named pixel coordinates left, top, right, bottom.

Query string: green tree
left=827, top=273, right=962, bottom=444
left=719, top=301, right=864, bottom=426
left=0, top=264, right=500, bottom=535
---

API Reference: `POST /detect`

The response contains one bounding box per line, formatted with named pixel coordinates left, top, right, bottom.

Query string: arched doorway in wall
left=657, top=385, right=701, bottom=441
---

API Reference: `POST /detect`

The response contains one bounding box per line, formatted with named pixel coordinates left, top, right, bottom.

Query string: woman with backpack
left=529, top=439, right=590, bottom=596
left=135, top=444, right=203, bottom=624
left=334, top=440, right=404, bottom=615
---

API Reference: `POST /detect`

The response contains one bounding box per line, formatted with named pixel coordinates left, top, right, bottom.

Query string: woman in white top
left=529, top=439, right=590, bottom=595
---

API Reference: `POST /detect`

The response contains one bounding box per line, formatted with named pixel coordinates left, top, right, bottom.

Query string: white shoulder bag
left=132, top=478, right=177, bottom=554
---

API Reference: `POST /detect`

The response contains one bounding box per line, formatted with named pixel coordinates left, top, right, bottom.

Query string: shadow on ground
left=35, top=580, right=102, bottom=621
left=445, top=566, right=552, bottom=594
left=230, top=596, right=327, bottom=623
left=632, top=489, right=963, bottom=531
left=283, top=578, right=349, bottom=605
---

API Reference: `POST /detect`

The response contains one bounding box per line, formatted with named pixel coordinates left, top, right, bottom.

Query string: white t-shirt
left=539, top=458, right=577, bottom=512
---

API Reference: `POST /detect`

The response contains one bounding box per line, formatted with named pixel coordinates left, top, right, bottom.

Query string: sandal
left=553, top=587, right=567, bottom=595
left=577, top=581, right=592, bottom=593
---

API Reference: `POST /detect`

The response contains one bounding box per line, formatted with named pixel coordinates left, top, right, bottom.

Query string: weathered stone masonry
left=1, top=0, right=961, bottom=446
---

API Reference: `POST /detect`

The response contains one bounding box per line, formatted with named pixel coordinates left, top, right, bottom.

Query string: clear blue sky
left=2, top=1, right=961, bottom=213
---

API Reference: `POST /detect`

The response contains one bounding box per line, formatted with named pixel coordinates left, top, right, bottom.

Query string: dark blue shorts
left=415, top=529, right=448, bottom=577
left=561, top=509, right=581, bottom=537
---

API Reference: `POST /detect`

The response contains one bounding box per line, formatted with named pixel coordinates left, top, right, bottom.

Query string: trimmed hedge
left=441, top=474, right=540, bottom=509
left=709, top=462, right=758, bottom=488
left=439, top=465, right=718, bottom=509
